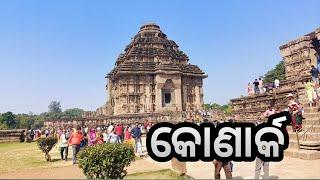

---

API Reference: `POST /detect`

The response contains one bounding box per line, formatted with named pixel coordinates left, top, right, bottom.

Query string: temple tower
left=106, top=23, right=207, bottom=115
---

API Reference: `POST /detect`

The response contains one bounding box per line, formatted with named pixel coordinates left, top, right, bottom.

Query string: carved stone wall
left=84, top=23, right=207, bottom=118
left=45, top=113, right=178, bottom=129
left=232, top=27, right=320, bottom=121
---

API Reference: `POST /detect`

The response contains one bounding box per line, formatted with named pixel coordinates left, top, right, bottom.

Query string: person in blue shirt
left=310, top=65, right=319, bottom=85
left=316, top=53, right=320, bottom=71
left=131, top=122, right=142, bottom=156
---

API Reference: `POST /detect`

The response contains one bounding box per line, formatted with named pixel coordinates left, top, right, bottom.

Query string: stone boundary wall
left=0, top=129, right=26, bottom=143
left=231, top=78, right=307, bottom=121
left=44, top=112, right=179, bottom=128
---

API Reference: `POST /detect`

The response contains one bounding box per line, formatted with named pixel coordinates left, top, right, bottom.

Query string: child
left=97, top=134, right=104, bottom=144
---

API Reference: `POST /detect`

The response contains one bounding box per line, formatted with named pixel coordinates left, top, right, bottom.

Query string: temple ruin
left=84, top=23, right=207, bottom=118
left=231, top=27, right=320, bottom=159
left=231, top=27, right=320, bottom=121
left=45, top=23, right=207, bottom=127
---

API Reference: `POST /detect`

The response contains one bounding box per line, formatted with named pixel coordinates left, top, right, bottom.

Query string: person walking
left=68, top=126, right=83, bottom=164
left=29, top=129, right=35, bottom=140
left=45, top=128, right=49, bottom=138
left=213, top=160, right=232, bottom=179
left=124, top=126, right=132, bottom=141
left=115, top=123, right=123, bottom=143
left=274, top=79, right=280, bottom=89
left=258, top=78, right=264, bottom=94
left=59, top=129, right=69, bottom=161
left=254, top=114, right=271, bottom=179
left=107, top=127, right=118, bottom=144
left=88, top=128, right=97, bottom=146
left=247, top=83, right=254, bottom=96
left=287, top=93, right=303, bottom=132
left=102, top=129, right=108, bottom=143
left=253, top=79, right=260, bottom=95
left=305, top=80, right=315, bottom=107
left=132, top=122, right=142, bottom=156
left=254, top=157, right=269, bottom=179
left=310, top=65, right=319, bottom=85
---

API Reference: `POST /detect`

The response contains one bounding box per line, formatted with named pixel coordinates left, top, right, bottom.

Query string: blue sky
left=0, top=0, right=319, bottom=114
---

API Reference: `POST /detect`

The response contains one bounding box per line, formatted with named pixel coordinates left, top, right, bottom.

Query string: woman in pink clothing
left=247, top=83, right=254, bottom=96
left=88, top=128, right=97, bottom=146
left=124, top=126, right=132, bottom=141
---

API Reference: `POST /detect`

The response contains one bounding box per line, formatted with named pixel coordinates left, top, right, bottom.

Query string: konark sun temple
left=46, top=23, right=207, bottom=127
left=44, top=25, right=320, bottom=159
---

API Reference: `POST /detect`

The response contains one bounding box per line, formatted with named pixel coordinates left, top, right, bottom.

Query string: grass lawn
left=0, top=142, right=190, bottom=179
left=126, top=169, right=191, bottom=179
left=0, top=142, right=70, bottom=173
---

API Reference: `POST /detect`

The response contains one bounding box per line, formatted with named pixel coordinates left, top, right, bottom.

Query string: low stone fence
left=44, top=112, right=178, bottom=129
left=0, top=129, right=26, bottom=143
left=231, top=77, right=308, bottom=121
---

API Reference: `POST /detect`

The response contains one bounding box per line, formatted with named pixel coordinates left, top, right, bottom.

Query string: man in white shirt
left=274, top=79, right=280, bottom=89
left=107, top=123, right=114, bottom=134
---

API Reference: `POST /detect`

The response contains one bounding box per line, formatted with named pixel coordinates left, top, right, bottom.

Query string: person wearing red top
left=68, top=126, right=83, bottom=164
left=115, top=124, right=123, bottom=143
left=96, top=133, right=104, bottom=144
left=124, top=126, right=132, bottom=140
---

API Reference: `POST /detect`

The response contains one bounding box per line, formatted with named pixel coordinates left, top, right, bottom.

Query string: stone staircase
left=284, top=90, right=320, bottom=159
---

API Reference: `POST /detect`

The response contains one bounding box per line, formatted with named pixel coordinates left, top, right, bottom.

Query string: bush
left=36, top=137, right=58, bottom=161
left=78, top=143, right=135, bottom=179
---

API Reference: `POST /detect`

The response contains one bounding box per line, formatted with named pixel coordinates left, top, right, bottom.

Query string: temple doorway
left=162, top=79, right=175, bottom=107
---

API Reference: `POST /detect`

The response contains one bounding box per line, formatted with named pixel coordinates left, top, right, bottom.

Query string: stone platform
left=0, top=129, right=25, bottom=143
left=231, top=27, right=320, bottom=159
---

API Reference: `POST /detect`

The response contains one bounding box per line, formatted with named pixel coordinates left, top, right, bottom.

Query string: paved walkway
left=145, top=155, right=320, bottom=179
left=186, top=157, right=320, bottom=179
left=141, top=137, right=320, bottom=179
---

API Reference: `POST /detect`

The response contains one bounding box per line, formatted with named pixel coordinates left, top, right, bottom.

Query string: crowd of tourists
left=24, top=65, right=320, bottom=179
left=27, top=128, right=53, bottom=141
left=31, top=121, right=153, bottom=164
left=247, top=77, right=280, bottom=96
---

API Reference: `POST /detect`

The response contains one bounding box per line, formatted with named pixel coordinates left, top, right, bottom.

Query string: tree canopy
left=202, top=103, right=232, bottom=115
left=0, top=112, right=18, bottom=129
left=263, top=60, right=285, bottom=84
left=63, top=108, right=84, bottom=119
left=48, top=101, right=62, bottom=114
left=0, top=101, right=84, bottom=130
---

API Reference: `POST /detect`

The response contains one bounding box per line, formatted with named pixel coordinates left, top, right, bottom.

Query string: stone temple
left=231, top=27, right=320, bottom=159
left=84, top=23, right=207, bottom=118
left=46, top=23, right=206, bottom=127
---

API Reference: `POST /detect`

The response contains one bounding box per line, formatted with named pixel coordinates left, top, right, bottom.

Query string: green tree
left=0, top=112, right=18, bottom=129
left=63, top=108, right=84, bottom=118
left=48, top=101, right=62, bottom=113
left=202, top=103, right=233, bottom=115
left=33, top=114, right=45, bottom=129
left=221, top=104, right=233, bottom=115
left=202, top=104, right=211, bottom=110
left=210, top=103, right=222, bottom=110
left=264, top=60, right=285, bottom=84
left=16, top=114, right=35, bottom=129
